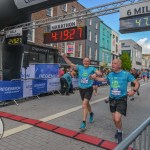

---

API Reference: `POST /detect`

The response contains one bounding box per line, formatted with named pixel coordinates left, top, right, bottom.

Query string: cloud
left=137, top=38, right=150, bottom=54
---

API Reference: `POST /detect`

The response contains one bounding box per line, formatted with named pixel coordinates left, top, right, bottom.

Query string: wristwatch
left=133, top=89, right=137, bottom=92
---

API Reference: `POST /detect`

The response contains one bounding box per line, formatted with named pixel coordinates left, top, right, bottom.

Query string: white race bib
left=80, top=77, right=88, bottom=84
left=112, top=89, right=121, bottom=96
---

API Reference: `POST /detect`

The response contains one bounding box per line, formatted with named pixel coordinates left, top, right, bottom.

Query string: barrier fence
left=0, top=78, right=108, bottom=103
left=0, top=78, right=79, bottom=102
left=114, top=117, right=150, bottom=150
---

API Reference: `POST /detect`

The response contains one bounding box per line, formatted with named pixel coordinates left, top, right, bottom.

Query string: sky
left=78, top=0, right=150, bottom=54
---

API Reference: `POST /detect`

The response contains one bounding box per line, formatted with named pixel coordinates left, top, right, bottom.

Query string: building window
left=29, top=52, right=38, bottom=63
left=46, top=8, right=53, bottom=17
left=46, top=25, right=51, bottom=32
left=71, top=6, right=76, bottom=12
left=62, top=4, right=67, bottom=12
left=95, top=49, right=97, bottom=60
left=102, top=52, right=104, bottom=62
left=89, top=30, right=91, bottom=41
left=61, top=42, right=66, bottom=53
left=89, top=19, right=92, bottom=25
left=78, top=44, right=82, bottom=58
left=39, top=54, right=46, bottom=63
left=27, top=27, right=35, bottom=43
left=47, top=54, right=54, bottom=63
left=96, top=23, right=98, bottom=29
left=113, top=34, right=115, bottom=39
left=88, top=47, right=92, bottom=59
left=116, top=36, right=118, bottom=42
left=106, top=53, right=109, bottom=62
left=95, top=34, right=98, bottom=43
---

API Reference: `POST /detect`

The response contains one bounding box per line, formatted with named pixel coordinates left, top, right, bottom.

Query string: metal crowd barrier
left=114, top=117, right=150, bottom=150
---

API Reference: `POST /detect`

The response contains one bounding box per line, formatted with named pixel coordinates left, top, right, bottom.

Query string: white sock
left=117, top=129, right=122, bottom=133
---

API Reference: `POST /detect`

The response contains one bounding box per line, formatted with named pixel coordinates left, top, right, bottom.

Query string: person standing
left=61, top=53, right=101, bottom=130
left=94, top=59, right=139, bottom=143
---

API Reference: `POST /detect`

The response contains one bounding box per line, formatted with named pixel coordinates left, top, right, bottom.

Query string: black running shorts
left=79, top=87, right=93, bottom=101
left=109, top=96, right=127, bottom=116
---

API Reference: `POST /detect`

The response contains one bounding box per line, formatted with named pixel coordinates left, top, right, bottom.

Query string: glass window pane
left=39, top=54, right=46, bottom=63
left=47, top=54, right=54, bottom=63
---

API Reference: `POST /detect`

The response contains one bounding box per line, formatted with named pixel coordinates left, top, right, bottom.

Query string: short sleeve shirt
left=76, top=65, right=97, bottom=89
left=106, top=70, right=135, bottom=99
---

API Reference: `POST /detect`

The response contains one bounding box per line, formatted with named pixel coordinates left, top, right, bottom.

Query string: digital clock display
left=120, top=14, right=150, bottom=33
left=5, top=37, right=22, bottom=45
left=43, top=26, right=87, bottom=43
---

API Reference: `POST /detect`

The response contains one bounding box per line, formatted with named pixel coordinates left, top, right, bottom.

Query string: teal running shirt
left=106, top=70, right=135, bottom=99
left=76, top=65, right=97, bottom=89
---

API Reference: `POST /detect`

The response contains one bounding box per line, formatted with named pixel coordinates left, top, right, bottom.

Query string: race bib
left=80, top=77, right=88, bottom=84
left=112, top=89, right=121, bottom=96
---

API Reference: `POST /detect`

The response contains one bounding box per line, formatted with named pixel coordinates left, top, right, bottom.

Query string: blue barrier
left=0, top=78, right=107, bottom=102
left=0, top=78, right=79, bottom=102
left=0, top=80, right=23, bottom=101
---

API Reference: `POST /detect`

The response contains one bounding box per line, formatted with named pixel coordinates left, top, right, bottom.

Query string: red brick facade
left=31, top=1, right=86, bottom=58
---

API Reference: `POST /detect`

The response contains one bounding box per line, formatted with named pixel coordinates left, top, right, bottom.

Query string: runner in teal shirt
left=61, top=53, right=101, bottom=130
left=94, top=59, right=140, bottom=143
left=106, top=70, right=135, bottom=99
left=76, top=64, right=97, bottom=89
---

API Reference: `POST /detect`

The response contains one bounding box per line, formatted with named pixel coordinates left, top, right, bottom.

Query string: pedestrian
left=61, top=53, right=101, bottom=130
left=94, top=59, right=140, bottom=143
left=130, top=68, right=140, bottom=101
left=60, top=70, right=76, bottom=95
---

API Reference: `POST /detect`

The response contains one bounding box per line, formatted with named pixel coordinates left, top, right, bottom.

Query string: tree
left=120, top=52, right=132, bottom=71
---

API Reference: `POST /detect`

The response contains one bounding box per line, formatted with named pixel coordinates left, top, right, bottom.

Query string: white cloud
left=137, top=38, right=150, bottom=54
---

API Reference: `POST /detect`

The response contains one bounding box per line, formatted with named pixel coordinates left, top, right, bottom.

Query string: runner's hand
left=127, top=90, right=135, bottom=96
left=90, top=74, right=96, bottom=79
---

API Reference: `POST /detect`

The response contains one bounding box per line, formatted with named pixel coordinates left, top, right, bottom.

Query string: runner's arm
left=61, top=53, right=76, bottom=68
left=128, top=79, right=140, bottom=96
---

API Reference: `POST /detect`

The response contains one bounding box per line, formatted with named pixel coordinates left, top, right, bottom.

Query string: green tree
left=120, top=52, right=132, bottom=71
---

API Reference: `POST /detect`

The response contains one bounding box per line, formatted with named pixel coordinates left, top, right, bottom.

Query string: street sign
left=120, top=1, right=150, bottom=18
left=51, top=19, right=77, bottom=31
left=5, top=28, right=22, bottom=38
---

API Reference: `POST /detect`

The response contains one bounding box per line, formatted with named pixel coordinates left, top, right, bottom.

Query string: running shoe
left=89, top=112, right=94, bottom=123
left=117, top=132, right=123, bottom=143
left=80, top=122, right=86, bottom=130
left=130, top=98, right=134, bottom=101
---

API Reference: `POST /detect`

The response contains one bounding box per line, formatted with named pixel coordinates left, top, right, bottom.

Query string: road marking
left=3, top=82, right=150, bottom=137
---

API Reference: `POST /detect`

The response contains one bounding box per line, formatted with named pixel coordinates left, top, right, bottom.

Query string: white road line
left=3, top=82, right=150, bottom=138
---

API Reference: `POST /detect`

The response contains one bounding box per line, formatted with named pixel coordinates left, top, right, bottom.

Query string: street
left=0, top=80, right=150, bottom=150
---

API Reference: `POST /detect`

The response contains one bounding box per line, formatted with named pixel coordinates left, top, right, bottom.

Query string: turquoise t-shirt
left=76, top=65, right=97, bottom=89
left=106, top=70, right=135, bottom=99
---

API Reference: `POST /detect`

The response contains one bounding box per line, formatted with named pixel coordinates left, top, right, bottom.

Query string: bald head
left=112, top=59, right=122, bottom=72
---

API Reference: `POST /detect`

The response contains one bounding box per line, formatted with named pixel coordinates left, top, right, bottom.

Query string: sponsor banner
left=67, top=45, right=74, bottom=54
left=14, top=0, right=48, bottom=9
left=35, top=64, right=59, bottom=79
left=5, top=28, right=22, bottom=38
left=72, top=78, right=78, bottom=88
left=0, top=81, right=23, bottom=101
left=51, top=19, right=76, bottom=31
left=21, top=65, right=35, bottom=79
left=47, top=78, right=60, bottom=92
left=32, top=79, right=47, bottom=95
left=23, top=80, right=32, bottom=98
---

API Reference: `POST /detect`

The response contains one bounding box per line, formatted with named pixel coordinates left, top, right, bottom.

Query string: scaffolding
left=3, top=0, right=148, bottom=31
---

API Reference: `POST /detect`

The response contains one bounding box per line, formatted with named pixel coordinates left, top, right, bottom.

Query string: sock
left=83, top=121, right=86, bottom=124
left=90, top=112, right=93, bottom=116
left=117, top=129, right=122, bottom=133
